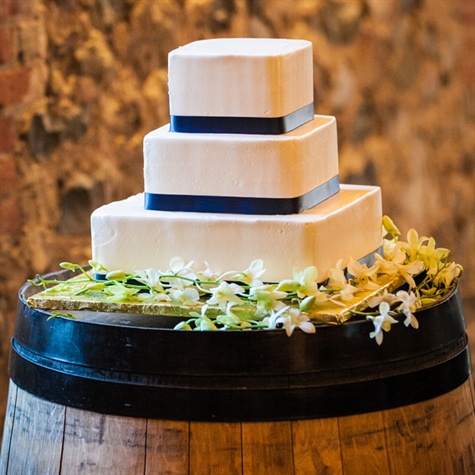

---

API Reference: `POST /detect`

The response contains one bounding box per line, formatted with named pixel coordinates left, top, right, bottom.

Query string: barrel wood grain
left=241, top=421, right=294, bottom=474
left=61, top=406, right=147, bottom=474
left=338, top=410, right=390, bottom=475
left=383, top=397, right=441, bottom=474
left=428, top=378, right=475, bottom=474
left=292, top=417, right=343, bottom=474
left=0, top=382, right=16, bottom=475
left=145, top=419, right=189, bottom=474
left=2, top=380, right=475, bottom=474
left=3, top=382, right=65, bottom=475
left=190, top=422, right=241, bottom=475
left=470, top=375, right=475, bottom=414
left=382, top=377, right=475, bottom=475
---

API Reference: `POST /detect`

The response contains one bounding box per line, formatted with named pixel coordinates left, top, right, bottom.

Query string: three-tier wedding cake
left=91, top=38, right=383, bottom=283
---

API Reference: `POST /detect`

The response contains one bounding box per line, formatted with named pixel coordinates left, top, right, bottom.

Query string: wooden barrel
left=1, top=269, right=475, bottom=474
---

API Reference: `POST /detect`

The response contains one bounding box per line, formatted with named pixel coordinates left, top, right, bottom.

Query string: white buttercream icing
left=91, top=185, right=382, bottom=283
left=168, top=38, right=313, bottom=118
left=90, top=38, right=384, bottom=283
left=144, top=116, right=338, bottom=199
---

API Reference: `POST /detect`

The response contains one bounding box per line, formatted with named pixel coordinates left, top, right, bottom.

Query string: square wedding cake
left=91, top=38, right=383, bottom=283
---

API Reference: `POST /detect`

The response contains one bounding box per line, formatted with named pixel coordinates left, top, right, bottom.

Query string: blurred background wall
left=1, top=0, right=474, bottom=441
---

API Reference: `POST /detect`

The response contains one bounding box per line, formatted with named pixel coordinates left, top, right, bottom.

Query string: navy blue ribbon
left=170, top=103, right=314, bottom=135
left=144, top=175, right=340, bottom=215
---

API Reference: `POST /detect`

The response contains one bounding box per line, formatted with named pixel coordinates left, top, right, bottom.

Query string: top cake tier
left=168, top=38, right=314, bottom=123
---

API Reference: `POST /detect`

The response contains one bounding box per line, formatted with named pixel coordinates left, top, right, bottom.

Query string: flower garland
left=30, top=217, right=462, bottom=344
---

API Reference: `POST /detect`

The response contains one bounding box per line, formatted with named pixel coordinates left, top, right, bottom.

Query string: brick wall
left=1, top=0, right=474, bottom=443
left=0, top=0, right=46, bottom=444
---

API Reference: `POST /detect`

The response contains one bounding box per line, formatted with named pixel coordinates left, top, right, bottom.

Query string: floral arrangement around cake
left=29, top=217, right=462, bottom=345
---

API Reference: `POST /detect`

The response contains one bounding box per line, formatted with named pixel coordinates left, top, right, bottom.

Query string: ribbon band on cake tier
left=144, top=175, right=340, bottom=215
left=170, top=103, right=314, bottom=135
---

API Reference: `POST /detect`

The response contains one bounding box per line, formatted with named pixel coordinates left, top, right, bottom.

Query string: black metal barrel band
left=9, top=337, right=471, bottom=422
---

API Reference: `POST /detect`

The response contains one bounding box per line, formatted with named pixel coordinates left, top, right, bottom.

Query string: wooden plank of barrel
left=1, top=270, right=475, bottom=474
left=1, top=379, right=474, bottom=474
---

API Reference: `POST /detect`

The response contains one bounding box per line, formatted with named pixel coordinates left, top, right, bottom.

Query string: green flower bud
left=105, top=270, right=127, bottom=281
left=59, top=262, right=77, bottom=271
left=174, top=321, right=193, bottom=331
left=86, top=282, right=106, bottom=291
left=276, top=279, right=299, bottom=292
left=382, top=215, right=400, bottom=238
left=216, top=315, right=239, bottom=327
left=199, top=319, right=218, bottom=331
left=88, top=260, right=108, bottom=273
left=299, top=295, right=316, bottom=312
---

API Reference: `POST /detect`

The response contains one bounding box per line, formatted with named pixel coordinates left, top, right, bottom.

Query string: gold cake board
left=27, top=272, right=403, bottom=325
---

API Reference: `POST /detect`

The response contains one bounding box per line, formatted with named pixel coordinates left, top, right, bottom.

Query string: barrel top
left=8, top=269, right=470, bottom=421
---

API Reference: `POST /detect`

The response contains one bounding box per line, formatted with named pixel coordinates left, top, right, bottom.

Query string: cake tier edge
left=91, top=184, right=382, bottom=283
left=169, top=38, right=313, bottom=118
left=144, top=116, right=339, bottom=199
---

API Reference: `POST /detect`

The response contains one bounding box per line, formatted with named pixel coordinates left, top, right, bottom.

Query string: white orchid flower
left=367, top=302, right=398, bottom=345
left=134, top=268, right=165, bottom=293
left=170, top=287, right=200, bottom=306
left=229, top=259, right=267, bottom=287
left=395, top=290, right=419, bottom=328
left=206, top=281, right=245, bottom=310
left=347, top=259, right=380, bottom=290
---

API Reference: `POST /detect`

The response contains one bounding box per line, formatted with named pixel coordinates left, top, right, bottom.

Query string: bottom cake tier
left=91, top=184, right=382, bottom=282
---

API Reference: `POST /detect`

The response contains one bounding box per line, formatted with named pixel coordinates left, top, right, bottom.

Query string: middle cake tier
left=91, top=184, right=382, bottom=283
left=143, top=115, right=339, bottom=215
